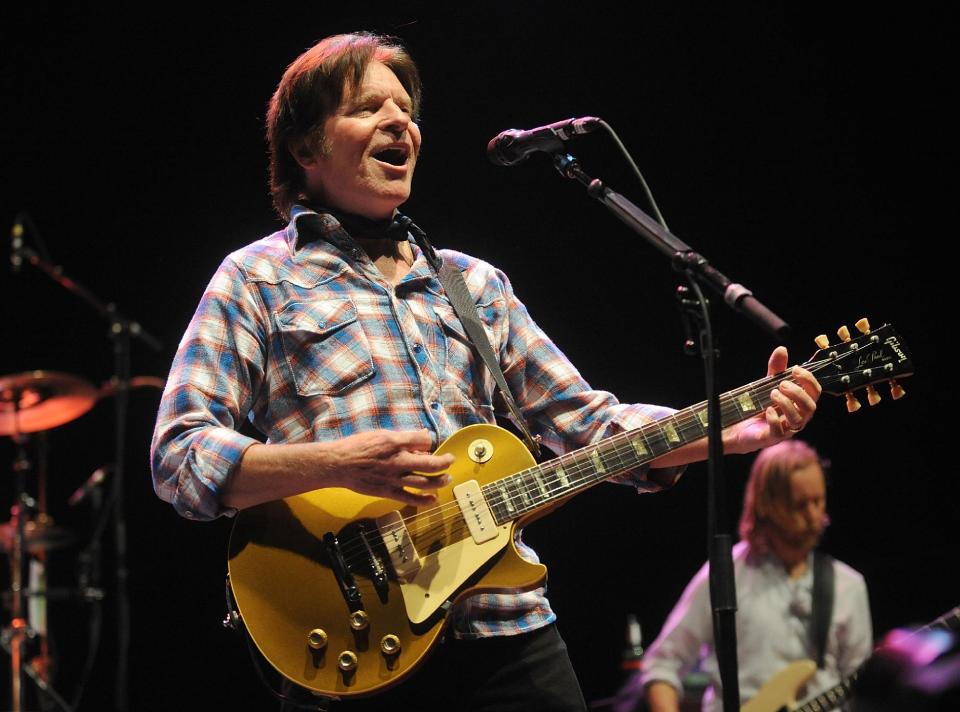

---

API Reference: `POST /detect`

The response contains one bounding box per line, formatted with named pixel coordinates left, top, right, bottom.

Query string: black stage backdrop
left=1, top=4, right=955, bottom=710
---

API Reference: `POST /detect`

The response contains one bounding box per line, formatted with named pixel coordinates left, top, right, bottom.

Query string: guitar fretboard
left=482, top=371, right=789, bottom=525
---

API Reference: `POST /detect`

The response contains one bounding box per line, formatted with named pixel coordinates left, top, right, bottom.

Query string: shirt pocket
left=275, top=298, right=375, bottom=396
left=431, top=301, right=501, bottom=406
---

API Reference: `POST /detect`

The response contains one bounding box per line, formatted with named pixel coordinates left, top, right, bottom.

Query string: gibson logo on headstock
left=884, top=336, right=908, bottom=364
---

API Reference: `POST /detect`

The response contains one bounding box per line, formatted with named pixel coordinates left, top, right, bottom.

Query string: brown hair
left=266, top=32, right=423, bottom=219
left=738, top=440, right=822, bottom=551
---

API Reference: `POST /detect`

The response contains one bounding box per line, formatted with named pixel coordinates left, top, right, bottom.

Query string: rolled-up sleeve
left=151, top=257, right=266, bottom=520
left=639, top=562, right=713, bottom=695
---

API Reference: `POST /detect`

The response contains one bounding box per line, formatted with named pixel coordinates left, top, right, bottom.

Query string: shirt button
left=430, top=401, right=440, bottom=410
left=413, top=343, right=423, bottom=353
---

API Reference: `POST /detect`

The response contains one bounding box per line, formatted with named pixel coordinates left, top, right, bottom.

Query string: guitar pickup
left=376, top=510, right=421, bottom=581
left=453, top=480, right=498, bottom=544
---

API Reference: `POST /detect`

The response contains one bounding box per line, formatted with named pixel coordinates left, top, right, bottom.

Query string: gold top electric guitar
left=742, top=605, right=960, bottom=712
left=227, top=321, right=913, bottom=699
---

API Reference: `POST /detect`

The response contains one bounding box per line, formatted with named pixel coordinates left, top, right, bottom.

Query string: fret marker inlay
left=590, top=449, right=607, bottom=474
left=664, top=422, right=681, bottom=444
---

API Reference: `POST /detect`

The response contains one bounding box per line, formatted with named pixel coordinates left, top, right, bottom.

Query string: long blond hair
left=738, top=440, right=822, bottom=552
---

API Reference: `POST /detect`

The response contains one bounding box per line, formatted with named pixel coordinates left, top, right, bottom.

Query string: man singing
left=151, top=32, right=821, bottom=711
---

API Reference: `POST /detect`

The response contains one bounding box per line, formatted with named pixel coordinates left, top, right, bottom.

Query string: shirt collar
left=285, top=204, right=436, bottom=288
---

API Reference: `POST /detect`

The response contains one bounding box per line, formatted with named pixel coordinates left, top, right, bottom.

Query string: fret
left=504, top=476, right=524, bottom=514
left=589, top=447, right=608, bottom=476
left=628, top=432, right=650, bottom=460
left=531, top=467, right=550, bottom=499
left=553, top=464, right=571, bottom=490
left=484, top=484, right=509, bottom=524
left=494, top=481, right=515, bottom=516
left=696, top=407, right=709, bottom=428
left=640, top=420, right=672, bottom=459
left=601, top=439, right=632, bottom=473
left=735, top=390, right=760, bottom=416
left=674, top=410, right=706, bottom=443
left=516, top=471, right=537, bottom=510
left=662, top=417, right=682, bottom=445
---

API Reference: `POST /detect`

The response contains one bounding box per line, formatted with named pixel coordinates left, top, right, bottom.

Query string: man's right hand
left=222, top=428, right=454, bottom=511
left=322, top=429, right=455, bottom=505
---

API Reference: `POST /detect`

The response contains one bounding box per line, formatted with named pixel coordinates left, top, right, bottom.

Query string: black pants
left=279, top=623, right=587, bottom=712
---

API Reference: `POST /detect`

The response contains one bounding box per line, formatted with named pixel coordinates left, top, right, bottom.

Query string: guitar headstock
left=806, top=319, right=913, bottom=411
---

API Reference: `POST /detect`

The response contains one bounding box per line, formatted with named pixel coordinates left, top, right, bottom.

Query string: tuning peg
left=855, top=318, right=871, bottom=335
left=837, top=325, right=852, bottom=342
left=866, top=385, right=881, bottom=406
left=889, top=379, right=906, bottom=400
left=845, top=392, right=862, bottom=412
left=815, top=334, right=830, bottom=349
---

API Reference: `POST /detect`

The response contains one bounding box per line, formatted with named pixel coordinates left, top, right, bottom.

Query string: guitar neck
left=482, top=370, right=792, bottom=525
left=796, top=606, right=960, bottom=712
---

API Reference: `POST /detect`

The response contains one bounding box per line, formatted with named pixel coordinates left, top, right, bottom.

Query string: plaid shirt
left=151, top=205, right=680, bottom=638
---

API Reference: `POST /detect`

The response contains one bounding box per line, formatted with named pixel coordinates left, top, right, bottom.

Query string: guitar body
left=741, top=659, right=816, bottom=712
left=227, top=423, right=547, bottom=699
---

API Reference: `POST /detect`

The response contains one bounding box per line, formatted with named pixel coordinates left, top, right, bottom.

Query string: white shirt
left=640, top=541, right=872, bottom=711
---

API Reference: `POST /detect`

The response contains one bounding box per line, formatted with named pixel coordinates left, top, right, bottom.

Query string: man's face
left=773, top=462, right=828, bottom=551
left=302, top=61, right=421, bottom=219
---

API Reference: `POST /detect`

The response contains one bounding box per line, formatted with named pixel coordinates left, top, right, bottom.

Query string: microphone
left=487, top=116, right=601, bottom=166
left=10, top=215, right=24, bottom=273
left=69, top=466, right=110, bottom=507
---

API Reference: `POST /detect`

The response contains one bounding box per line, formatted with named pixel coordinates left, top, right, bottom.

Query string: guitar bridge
left=322, top=532, right=362, bottom=609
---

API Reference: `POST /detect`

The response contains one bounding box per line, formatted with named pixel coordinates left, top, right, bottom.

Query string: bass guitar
left=742, top=605, right=960, bottom=712
left=228, top=321, right=912, bottom=699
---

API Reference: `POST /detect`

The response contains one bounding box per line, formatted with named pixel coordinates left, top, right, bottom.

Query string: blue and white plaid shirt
left=151, top=205, right=681, bottom=638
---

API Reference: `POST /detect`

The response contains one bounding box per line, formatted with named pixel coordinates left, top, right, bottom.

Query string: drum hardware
left=10, top=213, right=165, bottom=712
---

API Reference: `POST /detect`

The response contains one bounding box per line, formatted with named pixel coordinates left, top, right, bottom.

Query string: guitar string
left=333, top=362, right=829, bottom=567
left=335, top=361, right=834, bottom=567
left=334, top=355, right=851, bottom=566
left=336, top=346, right=882, bottom=568
left=332, top=369, right=795, bottom=565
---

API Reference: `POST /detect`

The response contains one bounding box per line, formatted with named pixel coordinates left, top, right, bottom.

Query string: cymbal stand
left=12, top=217, right=163, bottom=712
left=3, top=390, right=39, bottom=712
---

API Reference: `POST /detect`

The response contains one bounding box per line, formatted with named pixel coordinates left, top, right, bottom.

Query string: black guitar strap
left=812, top=550, right=835, bottom=669
left=395, top=213, right=542, bottom=459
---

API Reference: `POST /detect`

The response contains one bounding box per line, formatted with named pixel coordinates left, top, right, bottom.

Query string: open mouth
left=372, top=146, right=409, bottom=166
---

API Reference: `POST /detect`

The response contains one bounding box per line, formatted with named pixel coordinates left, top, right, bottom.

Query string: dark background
left=1, top=4, right=954, bottom=710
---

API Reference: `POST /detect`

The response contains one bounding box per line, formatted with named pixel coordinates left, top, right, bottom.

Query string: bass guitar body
left=228, top=424, right=547, bottom=699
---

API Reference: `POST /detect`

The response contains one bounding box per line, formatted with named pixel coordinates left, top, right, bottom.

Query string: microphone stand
left=551, top=152, right=789, bottom=712
left=12, top=233, right=162, bottom=712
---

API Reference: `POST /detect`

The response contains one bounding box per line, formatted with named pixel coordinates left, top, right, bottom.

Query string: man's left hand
left=724, top=346, right=821, bottom=454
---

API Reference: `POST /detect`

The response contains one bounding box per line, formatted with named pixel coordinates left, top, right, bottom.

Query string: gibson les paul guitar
left=227, top=321, right=912, bottom=699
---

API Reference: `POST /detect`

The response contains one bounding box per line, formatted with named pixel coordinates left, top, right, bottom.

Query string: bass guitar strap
left=812, top=550, right=835, bottom=669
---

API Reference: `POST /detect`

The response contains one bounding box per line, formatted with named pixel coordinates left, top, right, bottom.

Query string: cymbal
left=0, top=518, right=75, bottom=554
left=0, top=370, right=98, bottom=435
